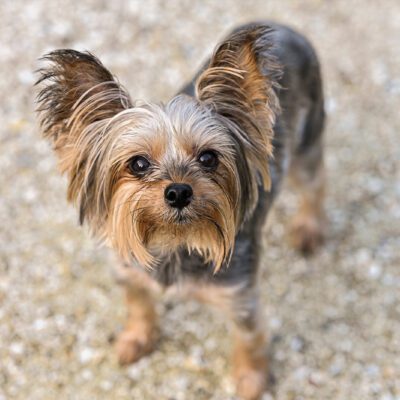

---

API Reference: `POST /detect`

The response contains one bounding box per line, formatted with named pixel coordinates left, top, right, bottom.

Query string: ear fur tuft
left=196, top=25, right=282, bottom=192
left=36, top=49, right=132, bottom=225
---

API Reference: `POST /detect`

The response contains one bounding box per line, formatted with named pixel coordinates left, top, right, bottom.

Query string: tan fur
left=233, top=328, right=268, bottom=400
left=100, top=98, right=239, bottom=270
left=196, top=27, right=281, bottom=205
left=182, top=281, right=245, bottom=312
left=114, top=266, right=269, bottom=397
left=184, top=281, right=268, bottom=400
left=35, top=24, right=325, bottom=400
left=36, top=28, right=279, bottom=272
left=289, top=158, right=326, bottom=254
left=115, top=284, right=159, bottom=365
left=38, top=60, right=245, bottom=270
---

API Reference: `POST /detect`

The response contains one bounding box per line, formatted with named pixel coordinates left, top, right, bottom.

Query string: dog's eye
left=198, top=150, right=218, bottom=170
left=128, top=156, right=151, bottom=175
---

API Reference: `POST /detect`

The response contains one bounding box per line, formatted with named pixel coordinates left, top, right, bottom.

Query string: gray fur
left=143, top=22, right=324, bottom=293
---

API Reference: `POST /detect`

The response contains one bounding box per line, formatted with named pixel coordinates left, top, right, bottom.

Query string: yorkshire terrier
left=36, top=22, right=325, bottom=400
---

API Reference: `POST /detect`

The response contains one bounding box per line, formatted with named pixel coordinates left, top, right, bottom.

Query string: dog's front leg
left=115, top=281, right=159, bottom=365
left=192, top=281, right=268, bottom=400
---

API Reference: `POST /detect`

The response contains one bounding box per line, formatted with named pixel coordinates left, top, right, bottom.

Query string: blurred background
left=0, top=1, right=399, bottom=399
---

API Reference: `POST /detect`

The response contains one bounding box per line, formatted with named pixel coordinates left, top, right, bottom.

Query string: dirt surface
left=1, top=1, right=399, bottom=399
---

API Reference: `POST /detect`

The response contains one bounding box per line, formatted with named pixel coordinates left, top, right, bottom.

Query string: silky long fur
left=35, top=26, right=281, bottom=271
left=36, top=22, right=327, bottom=399
left=36, top=50, right=132, bottom=227
left=196, top=26, right=282, bottom=222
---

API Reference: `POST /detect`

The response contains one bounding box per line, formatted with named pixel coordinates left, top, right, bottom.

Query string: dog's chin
left=145, top=210, right=206, bottom=251
left=145, top=224, right=194, bottom=259
left=127, top=203, right=234, bottom=270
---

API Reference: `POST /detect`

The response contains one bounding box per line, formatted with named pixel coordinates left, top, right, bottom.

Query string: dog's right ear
left=36, top=50, right=132, bottom=224
left=36, top=49, right=132, bottom=155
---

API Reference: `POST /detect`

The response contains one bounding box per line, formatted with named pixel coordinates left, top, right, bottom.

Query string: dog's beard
left=108, top=181, right=236, bottom=271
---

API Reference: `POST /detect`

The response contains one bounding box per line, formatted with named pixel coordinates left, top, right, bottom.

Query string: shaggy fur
left=36, top=23, right=326, bottom=400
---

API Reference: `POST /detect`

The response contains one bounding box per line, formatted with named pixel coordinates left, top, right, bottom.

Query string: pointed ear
left=36, top=49, right=132, bottom=225
left=36, top=49, right=132, bottom=149
left=196, top=25, right=281, bottom=190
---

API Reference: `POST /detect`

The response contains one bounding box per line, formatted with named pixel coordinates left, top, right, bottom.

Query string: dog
left=36, top=22, right=325, bottom=400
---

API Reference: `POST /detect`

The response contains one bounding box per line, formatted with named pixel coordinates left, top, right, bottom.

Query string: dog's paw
left=115, top=324, right=158, bottom=365
left=290, top=214, right=325, bottom=254
left=235, top=369, right=267, bottom=400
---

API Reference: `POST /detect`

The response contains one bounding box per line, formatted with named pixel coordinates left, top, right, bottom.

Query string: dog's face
left=36, top=26, right=280, bottom=269
left=97, top=97, right=240, bottom=268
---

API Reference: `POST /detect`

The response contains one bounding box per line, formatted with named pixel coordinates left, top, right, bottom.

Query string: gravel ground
left=1, top=1, right=399, bottom=399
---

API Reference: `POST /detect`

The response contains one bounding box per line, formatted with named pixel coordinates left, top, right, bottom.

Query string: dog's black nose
left=164, top=183, right=193, bottom=209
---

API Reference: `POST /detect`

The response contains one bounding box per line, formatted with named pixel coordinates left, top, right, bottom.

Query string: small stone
left=33, top=318, right=48, bottom=331
left=356, top=249, right=371, bottom=265
left=366, top=364, right=380, bottom=377
left=100, top=380, right=113, bottom=391
left=309, top=371, right=326, bottom=386
left=290, top=336, right=305, bottom=352
left=368, top=264, right=382, bottom=279
left=78, top=348, right=94, bottom=364
left=262, top=393, right=274, bottom=400
left=379, top=394, right=395, bottom=400
left=10, top=342, right=24, bottom=356
left=382, top=366, right=395, bottom=379
left=81, top=369, right=93, bottom=380
left=329, top=363, right=343, bottom=377
left=269, top=317, right=282, bottom=330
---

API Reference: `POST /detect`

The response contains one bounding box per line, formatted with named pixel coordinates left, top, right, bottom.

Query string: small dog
left=36, top=22, right=325, bottom=400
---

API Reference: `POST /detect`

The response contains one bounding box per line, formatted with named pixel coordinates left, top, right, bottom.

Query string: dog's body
left=37, top=23, right=325, bottom=400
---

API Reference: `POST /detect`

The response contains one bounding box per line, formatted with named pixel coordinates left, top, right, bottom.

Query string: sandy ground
left=0, top=1, right=399, bottom=399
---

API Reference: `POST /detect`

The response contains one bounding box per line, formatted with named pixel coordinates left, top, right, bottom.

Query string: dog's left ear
left=196, top=25, right=281, bottom=190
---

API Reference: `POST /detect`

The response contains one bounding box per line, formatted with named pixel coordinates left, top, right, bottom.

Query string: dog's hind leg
left=289, top=97, right=326, bottom=254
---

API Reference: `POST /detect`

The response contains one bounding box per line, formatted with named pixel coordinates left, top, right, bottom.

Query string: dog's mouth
left=163, top=206, right=196, bottom=226
left=173, top=210, right=192, bottom=225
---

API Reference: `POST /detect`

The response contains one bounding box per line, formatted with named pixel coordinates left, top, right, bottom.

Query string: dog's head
left=36, top=25, right=280, bottom=270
